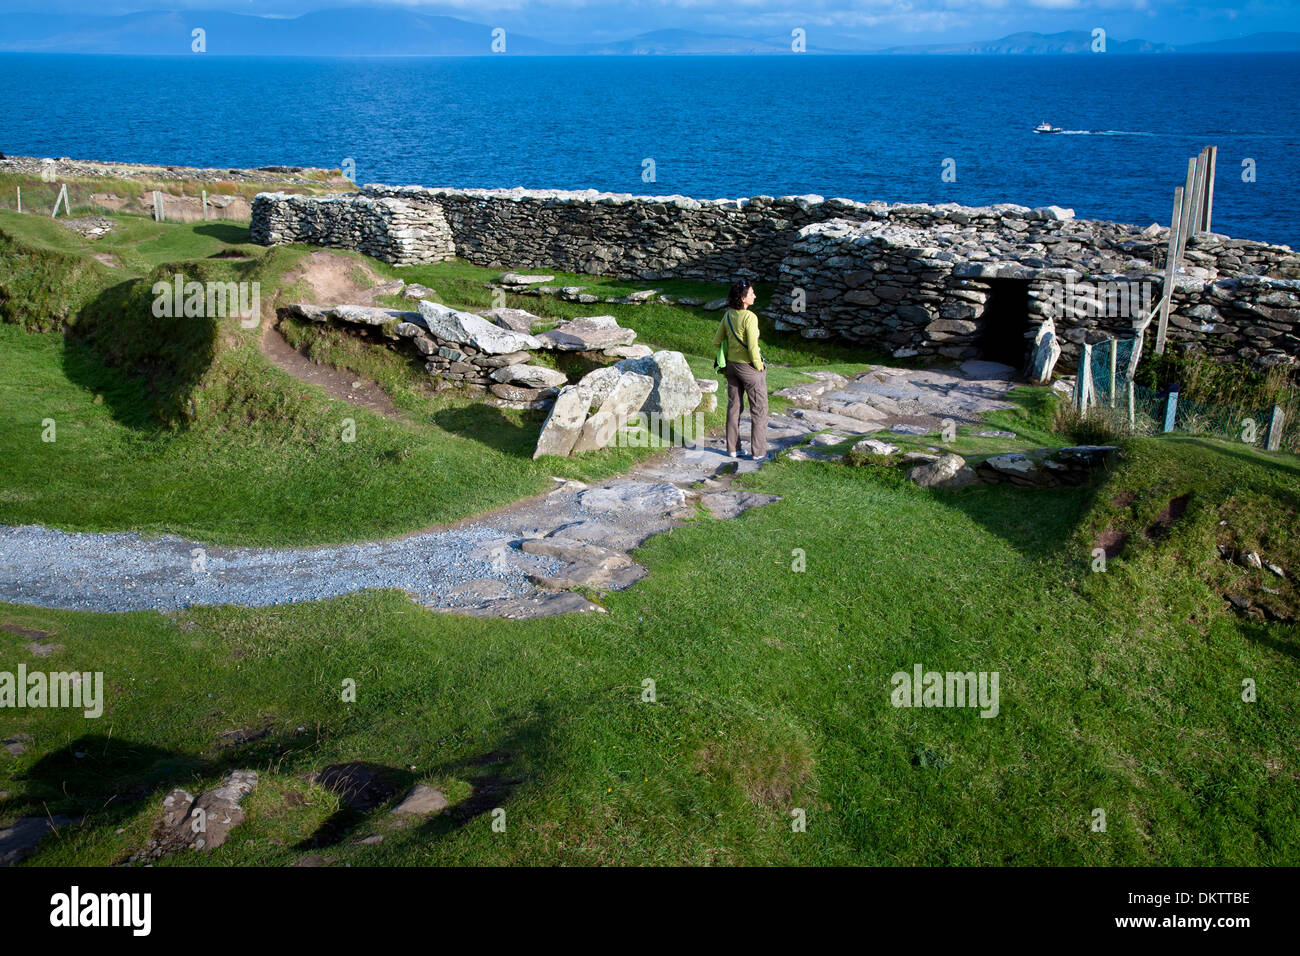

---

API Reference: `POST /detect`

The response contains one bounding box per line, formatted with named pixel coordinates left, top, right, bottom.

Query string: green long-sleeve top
left=713, top=308, right=764, bottom=371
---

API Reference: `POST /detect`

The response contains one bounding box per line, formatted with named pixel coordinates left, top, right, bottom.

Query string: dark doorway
left=978, top=279, right=1033, bottom=368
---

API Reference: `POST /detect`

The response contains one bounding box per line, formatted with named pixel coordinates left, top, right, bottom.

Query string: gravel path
left=0, top=524, right=564, bottom=614
left=0, top=360, right=1022, bottom=619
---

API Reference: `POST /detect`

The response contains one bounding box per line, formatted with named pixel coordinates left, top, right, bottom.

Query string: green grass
left=3, top=434, right=1297, bottom=865
left=373, top=258, right=902, bottom=370
left=3, top=198, right=1299, bottom=866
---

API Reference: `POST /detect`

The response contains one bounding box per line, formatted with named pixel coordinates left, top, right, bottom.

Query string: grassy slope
left=2, top=204, right=1298, bottom=866
left=0, top=212, right=928, bottom=546
left=3, top=435, right=1297, bottom=866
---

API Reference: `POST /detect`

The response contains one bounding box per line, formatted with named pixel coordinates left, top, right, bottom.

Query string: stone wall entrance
left=977, top=279, right=1033, bottom=369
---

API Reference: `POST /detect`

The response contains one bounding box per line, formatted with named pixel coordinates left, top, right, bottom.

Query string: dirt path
left=259, top=250, right=407, bottom=421
left=261, top=324, right=406, bottom=421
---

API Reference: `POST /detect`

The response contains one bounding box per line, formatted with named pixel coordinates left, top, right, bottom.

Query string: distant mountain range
left=1, top=11, right=1297, bottom=57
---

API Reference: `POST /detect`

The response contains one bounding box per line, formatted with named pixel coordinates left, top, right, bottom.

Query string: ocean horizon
left=3, top=51, right=1298, bottom=247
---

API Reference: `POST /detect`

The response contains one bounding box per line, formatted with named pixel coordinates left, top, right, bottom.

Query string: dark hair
left=727, top=279, right=753, bottom=310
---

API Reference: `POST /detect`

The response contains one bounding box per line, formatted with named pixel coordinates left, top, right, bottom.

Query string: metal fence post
left=1266, top=403, right=1285, bottom=452
left=1079, top=343, right=1094, bottom=412
left=1108, top=338, right=1118, bottom=407
left=1163, top=387, right=1180, bottom=433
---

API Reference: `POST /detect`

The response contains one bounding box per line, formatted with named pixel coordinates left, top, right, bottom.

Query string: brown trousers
left=724, top=361, right=768, bottom=457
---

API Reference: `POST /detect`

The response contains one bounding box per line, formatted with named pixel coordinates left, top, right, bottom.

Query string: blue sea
left=2, top=52, right=1298, bottom=247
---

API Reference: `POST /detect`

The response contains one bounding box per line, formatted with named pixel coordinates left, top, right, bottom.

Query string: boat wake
left=1052, top=129, right=1157, bottom=136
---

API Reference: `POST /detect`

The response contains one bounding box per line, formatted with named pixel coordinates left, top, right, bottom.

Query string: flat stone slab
left=777, top=361, right=1020, bottom=435
left=392, top=785, right=450, bottom=817
left=481, top=307, right=546, bottom=333
left=700, top=491, right=781, bottom=519
left=0, top=815, right=78, bottom=866
left=578, top=482, right=686, bottom=515
left=537, top=315, right=637, bottom=351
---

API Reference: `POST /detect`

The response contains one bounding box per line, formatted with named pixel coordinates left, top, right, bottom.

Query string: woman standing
left=712, top=279, right=770, bottom=460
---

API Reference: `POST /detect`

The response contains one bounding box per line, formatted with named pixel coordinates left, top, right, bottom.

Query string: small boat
left=1034, top=122, right=1061, bottom=134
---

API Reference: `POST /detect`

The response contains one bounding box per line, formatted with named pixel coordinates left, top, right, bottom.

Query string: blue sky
left=1, top=0, right=1296, bottom=47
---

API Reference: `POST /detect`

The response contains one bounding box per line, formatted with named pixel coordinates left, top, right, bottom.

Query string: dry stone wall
left=768, top=214, right=1300, bottom=369
left=250, top=192, right=454, bottom=266
left=250, top=185, right=1300, bottom=370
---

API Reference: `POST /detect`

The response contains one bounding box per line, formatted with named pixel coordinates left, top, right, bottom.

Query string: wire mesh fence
left=1074, top=336, right=1297, bottom=453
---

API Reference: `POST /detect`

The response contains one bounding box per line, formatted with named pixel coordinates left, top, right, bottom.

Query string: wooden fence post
left=51, top=184, right=69, bottom=218
left=1127, top=379, right=1136, bottom=428
left=1177, top=157, right=1197, bottom=259
left=1266, top=403, right=1285, bottom=452
left=1188, top=149, right=1208, bottom=239
left=1163, top=387, right=1180, bottom=433
left=1154, top=187, right=1184, bottom=356
left=1201, top=146, right=1217, bottom=233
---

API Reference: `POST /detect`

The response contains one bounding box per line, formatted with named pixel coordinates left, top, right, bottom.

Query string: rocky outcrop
left=898, top=446, right=1119, bottom=490
left=133, top=770, right=258, bottom=861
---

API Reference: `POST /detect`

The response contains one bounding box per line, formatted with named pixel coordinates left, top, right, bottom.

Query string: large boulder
left=533, top=385, right=592, bottom=458
left=575, top=366, right=623, bottom=407
left=1026, top=319, right=1061, bottom=385
left=537, top=315, right=637, bottom=351
left=614, top=350, right=703, bottom=421
left=418, top=300, right=541, bottom=354
left=572, top=371, right=655, bottom=454
left=908, top=453, right=978, bottom=489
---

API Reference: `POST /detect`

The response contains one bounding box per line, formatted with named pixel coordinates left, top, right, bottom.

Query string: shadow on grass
left=294, top=721, right=539, bottom=850
left=411, top=733, right=538, bottom=842
left=925, top=476, right=1099, bottom=561
left=57, top=268, right=220, bottom=431
left=193, top=223, right=252, bottom=245
left=6, top=729, right=303, bottom=846
left=57, top=336, right=167, bottom=434
left=432, top=402, right=543, bottom=457
left=1237, top=617, right=1300, bottom=663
